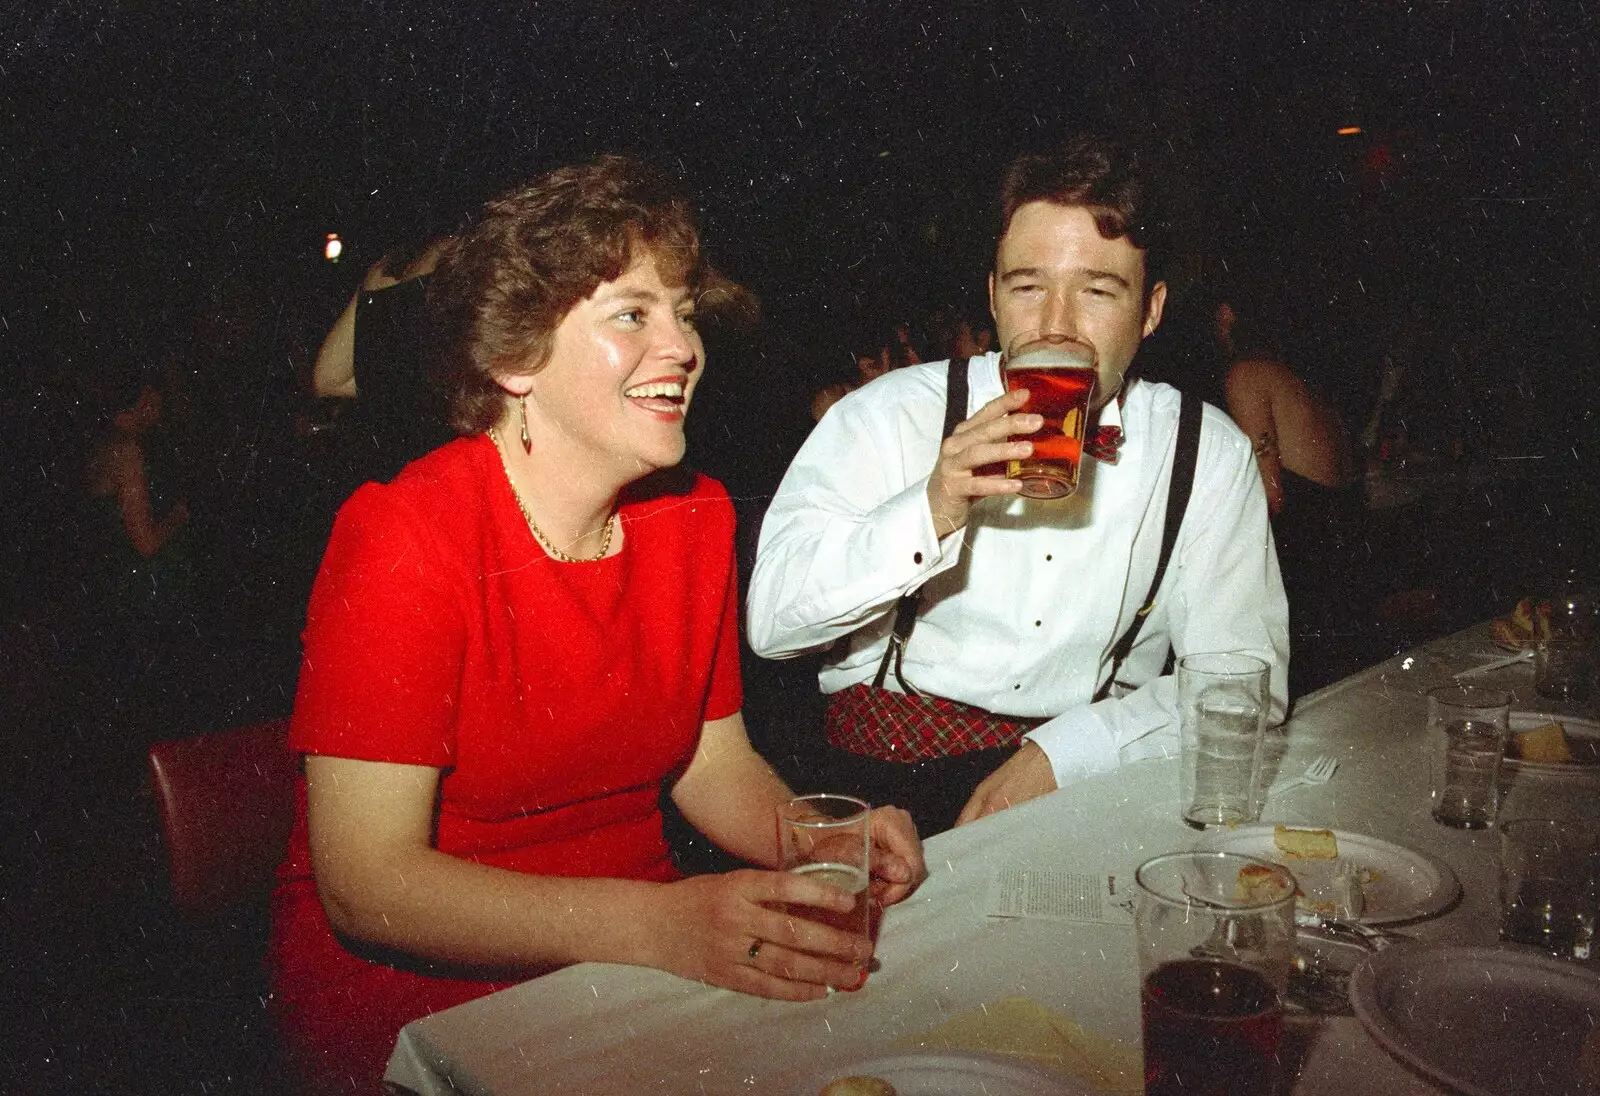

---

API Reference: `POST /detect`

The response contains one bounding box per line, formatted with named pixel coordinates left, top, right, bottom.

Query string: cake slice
left=1514, top=721, right=1573, bottom=763
left=1273, top=825, right=1339, bottom=860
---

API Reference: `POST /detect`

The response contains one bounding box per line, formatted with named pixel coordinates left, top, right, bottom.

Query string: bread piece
left=1495, top=597, right=1541, bottom=648
left=1514, top=721, right=1573, bottom=763
left=821, top=1078, right=898, bottom=1096
left=1273, top=825, right=1339, bottom=860
left=1492, top=617, right=1532, bottom=649
left=1511, top=597, right=1536, bottom=635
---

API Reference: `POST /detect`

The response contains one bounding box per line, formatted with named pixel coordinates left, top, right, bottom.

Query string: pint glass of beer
left=1002, top=331, right=1098, bottom=499
left=777, top=794, right=873, bottom=987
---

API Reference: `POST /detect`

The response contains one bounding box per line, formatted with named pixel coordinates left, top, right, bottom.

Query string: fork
left=1266, top=755, right=1339, bottom=798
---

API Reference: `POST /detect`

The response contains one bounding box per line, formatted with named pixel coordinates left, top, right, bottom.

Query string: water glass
left=1498, top=818, right=1598, bottom=960
left=1535, top=577, right=1597, bottom=702
left=1426, top=684, right=1509, bottom=829
left=1178, top=653, right=1271, bottom=829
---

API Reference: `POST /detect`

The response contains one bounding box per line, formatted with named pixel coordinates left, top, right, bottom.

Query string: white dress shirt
left=747, top=352, right=1289, bottom=786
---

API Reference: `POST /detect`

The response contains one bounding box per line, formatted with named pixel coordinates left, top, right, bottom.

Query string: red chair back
left=148, top=718, right=298, bottom=918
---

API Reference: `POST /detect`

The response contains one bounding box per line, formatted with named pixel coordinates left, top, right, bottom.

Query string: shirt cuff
left=1023, top=703, right=1180, bottom=787
left=877, top=476, right=967, bottom=588
left=1023, top=708, right=1121, bottom=786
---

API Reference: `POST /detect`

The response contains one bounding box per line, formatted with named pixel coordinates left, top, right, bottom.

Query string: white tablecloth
left=385, top=624, right=1597, bottom=1096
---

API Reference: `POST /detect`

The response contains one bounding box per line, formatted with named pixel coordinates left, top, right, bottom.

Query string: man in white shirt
left=747, top=136, right=1288, bottom=834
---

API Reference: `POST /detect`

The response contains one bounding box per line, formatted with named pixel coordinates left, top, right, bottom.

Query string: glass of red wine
left=1135, top=851, right=1297, bottom=1096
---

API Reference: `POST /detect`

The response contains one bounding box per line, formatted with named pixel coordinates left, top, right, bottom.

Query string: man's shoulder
left=843, top=359, right=950, bottom=405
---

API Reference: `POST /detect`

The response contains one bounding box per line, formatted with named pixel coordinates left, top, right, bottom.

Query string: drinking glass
left=1426, top=684, right=1509, bottom=829
left=1178, top=652, right=1271, bottom=829
left=1136, top=851, right=1297, bottom=1096
left=1535, top=575, right=1597, bottom=702
left=1498, top=818, right=1598, bottom=960
left=777, top=794, right=873, bottom=984
left=1001, top=330, right=1098, bottom=499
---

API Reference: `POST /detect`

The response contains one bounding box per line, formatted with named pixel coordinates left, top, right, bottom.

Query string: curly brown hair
left=428, top=154, right=704, bottom=434
left=997, top=135, right=1168, bottom=294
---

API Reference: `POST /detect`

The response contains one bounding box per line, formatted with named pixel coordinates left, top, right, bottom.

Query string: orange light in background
left=324, top=233, right=343, bottom=262
left=1337, top=126, right=1363, bottom=136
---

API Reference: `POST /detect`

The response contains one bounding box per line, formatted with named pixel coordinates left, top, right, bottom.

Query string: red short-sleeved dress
left=268, top=435, right=742, bottom=1094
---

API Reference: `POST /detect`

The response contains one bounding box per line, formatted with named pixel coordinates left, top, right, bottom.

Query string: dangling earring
left=519, top=395, right=532, bottom=454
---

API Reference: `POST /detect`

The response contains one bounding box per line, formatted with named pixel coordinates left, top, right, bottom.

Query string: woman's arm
left=305, top=752, right=874, bottom=999
left=670, top=712, right=925, bottom=906
left=1225, top=359, right=1284, bottom=517
left=311, top=290, right=360, bottom=398
left=110, top=440, right=188, bottom=557
left=312, top=258, right=407, bottom=398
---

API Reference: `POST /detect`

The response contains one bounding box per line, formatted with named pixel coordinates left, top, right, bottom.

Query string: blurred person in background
left=1212, top=284, right=1354, bottom=517
left=78, top=370, right=194, bottom=739
left=313, top=231, right=459, bottom=495
left=1208, top=276, right=1363, bottom=695
left=810, top=321, right=921, bottom=422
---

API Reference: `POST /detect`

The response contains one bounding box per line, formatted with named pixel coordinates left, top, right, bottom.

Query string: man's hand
left=926, top=388, right=1039, bottom=535
left=865, top=805, right=926, bottom=907
left=955, top=741, right=1057, bottom=826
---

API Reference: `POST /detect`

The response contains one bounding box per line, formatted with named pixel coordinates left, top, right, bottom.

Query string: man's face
left=989, top=201, right=1166, bottom=408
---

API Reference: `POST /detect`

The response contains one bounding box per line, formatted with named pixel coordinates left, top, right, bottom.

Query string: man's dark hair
left=997, top=135, right=1168, bottom=292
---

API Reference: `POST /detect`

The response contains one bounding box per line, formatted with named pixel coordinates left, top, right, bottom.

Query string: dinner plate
left=1349, top=944, right=1600, bottom=1096
left=784, top=1051, right=1088, bottom=1096
left=1508, top=711, right=1600, bottom=770
left=1194, top=826, right=1461, bottom=925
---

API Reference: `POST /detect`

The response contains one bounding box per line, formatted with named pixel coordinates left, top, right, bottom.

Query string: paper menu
left=987, top=867, right=1136, bottom=926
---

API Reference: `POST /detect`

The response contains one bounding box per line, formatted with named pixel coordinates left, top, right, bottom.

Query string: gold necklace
left=487, top=428, right=615, bottom=563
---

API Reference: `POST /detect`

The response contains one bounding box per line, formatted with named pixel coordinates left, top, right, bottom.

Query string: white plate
left=1350, top=944, right=1600, bottom=1096
left=1195, top=826, right=1461, bottom=925
left=784, top=1051, right=1088, bottom=1096
left=1509, top=711, right=1600, bottom=771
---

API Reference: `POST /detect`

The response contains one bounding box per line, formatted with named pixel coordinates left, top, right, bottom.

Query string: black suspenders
left=1092, top=390, right=1202, bottom=701
left=872, top=357, right=969, bottom=693
left=872, top=356, right=1202, bottom=704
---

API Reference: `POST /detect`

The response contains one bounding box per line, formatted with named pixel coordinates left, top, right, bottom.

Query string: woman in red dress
left=269, top=155, right=926, bottom=1095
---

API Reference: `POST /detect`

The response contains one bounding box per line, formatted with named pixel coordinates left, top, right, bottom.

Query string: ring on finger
left=747, top=939, right=763, bottom=962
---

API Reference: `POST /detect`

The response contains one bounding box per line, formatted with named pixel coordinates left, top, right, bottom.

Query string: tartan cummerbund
left=824, top=682, right=1047, bottom=763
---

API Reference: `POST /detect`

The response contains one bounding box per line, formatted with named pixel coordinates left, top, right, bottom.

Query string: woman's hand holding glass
left=653, top=868, right=873, bottom=1001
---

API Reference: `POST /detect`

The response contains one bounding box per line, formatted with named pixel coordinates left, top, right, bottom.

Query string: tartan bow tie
left=1085, top=424, right=1124, bottom=464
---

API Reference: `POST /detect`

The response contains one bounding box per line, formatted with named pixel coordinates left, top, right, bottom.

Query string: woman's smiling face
left=519, top=250, right=704, bottom=481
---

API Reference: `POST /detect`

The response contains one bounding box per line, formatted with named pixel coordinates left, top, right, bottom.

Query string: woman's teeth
left=625, top=382, right=684, bottom=400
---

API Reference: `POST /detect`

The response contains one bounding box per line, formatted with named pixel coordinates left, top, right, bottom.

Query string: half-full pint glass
left=1002, top=332, right=1097, bottom=499
left=777, top=794, right=873, bottom=987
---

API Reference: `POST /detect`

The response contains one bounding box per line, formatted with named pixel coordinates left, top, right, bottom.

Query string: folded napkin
left=894, top=996, right=1141, bottom=1094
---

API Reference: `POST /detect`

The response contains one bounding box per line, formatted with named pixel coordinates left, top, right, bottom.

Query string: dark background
left=3, top=2, right=1598, bottom=1092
